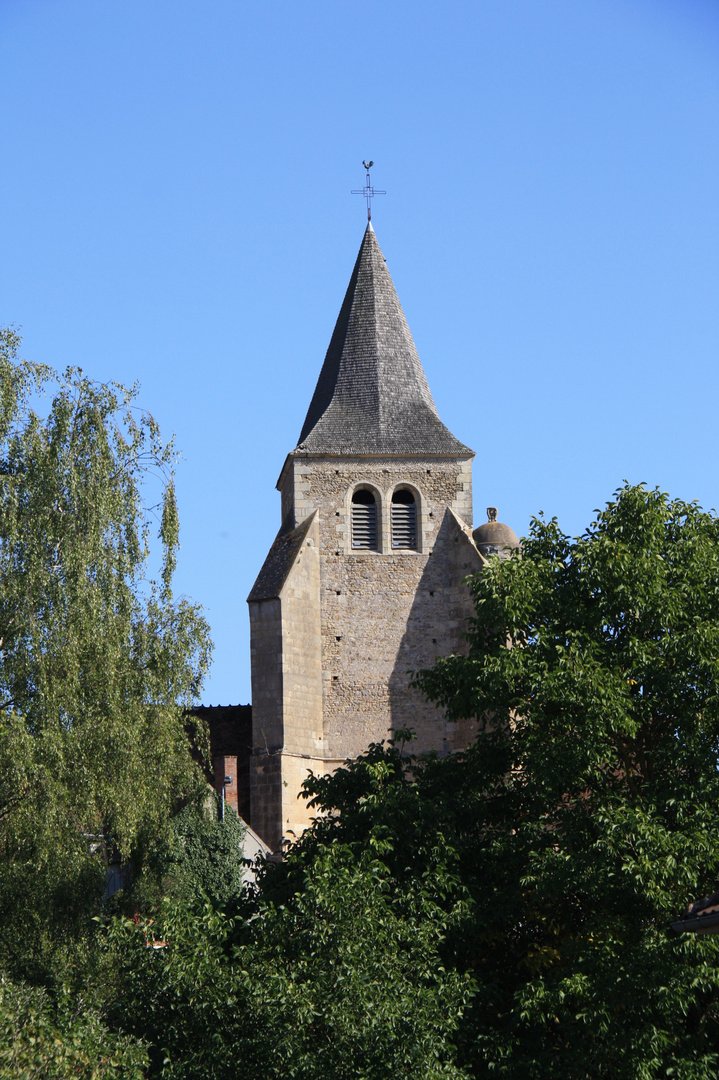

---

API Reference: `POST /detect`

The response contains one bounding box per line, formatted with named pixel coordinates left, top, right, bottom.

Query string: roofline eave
left=276, top=447, right=476, bottom=491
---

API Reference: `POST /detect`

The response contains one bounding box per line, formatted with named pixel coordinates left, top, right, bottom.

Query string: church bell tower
left=247, top=223, right=484, bottom=849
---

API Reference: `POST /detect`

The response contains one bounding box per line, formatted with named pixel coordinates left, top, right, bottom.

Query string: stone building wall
left=277, top=453, right=483, bottom=759
left=249, top=513, right=326, bottom=848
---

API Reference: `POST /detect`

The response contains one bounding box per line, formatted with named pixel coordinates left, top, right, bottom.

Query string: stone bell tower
left=247, top=222, right=485, bottom=849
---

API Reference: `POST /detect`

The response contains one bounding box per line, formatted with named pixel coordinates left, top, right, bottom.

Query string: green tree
left=0, top=327, right=212, bottom=983
left=225, top=483, right=719, bottom=1078
left=157, top=797, right=247, bottom=908
left=105, top=839, right=474, bottom=1080
left=413, top=483, right=719, bottom=1078
left=0, top=975, right=147, bottom=1079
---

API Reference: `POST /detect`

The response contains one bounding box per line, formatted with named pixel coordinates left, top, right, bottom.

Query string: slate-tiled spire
left=297, top=224, right=472, bottom=456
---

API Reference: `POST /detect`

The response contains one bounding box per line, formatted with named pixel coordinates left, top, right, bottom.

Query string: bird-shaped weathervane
left=352, top=161, right=386, bottom=222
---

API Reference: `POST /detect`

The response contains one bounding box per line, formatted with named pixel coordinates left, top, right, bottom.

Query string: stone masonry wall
left=278, top=454, right=481, bottom=760
left=248, top=751, right=282, bottom=851
left=279, top=514, right=324, bottom=759
left=249, top=597, right=283, bottom=751
left=249, top=514, right=325, bottom=849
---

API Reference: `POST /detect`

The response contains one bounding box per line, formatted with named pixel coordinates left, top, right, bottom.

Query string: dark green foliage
left=0, top=974, right=148, bottom=1078
left=242, top=485, right=719, bottom=1077
left=99, top=484, right=719, bottom=1078
left=105, top=841, right=474, bottom=1080
left=413, top=484, right=719, bottom=1078
left=159, top=798, right=247, bottom=908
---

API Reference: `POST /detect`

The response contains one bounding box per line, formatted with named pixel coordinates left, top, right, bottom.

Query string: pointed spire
left=297, top=225, right=472, bottom=456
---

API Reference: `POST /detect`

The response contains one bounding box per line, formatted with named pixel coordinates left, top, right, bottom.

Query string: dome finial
left=473, top=508, right=520, bottom=559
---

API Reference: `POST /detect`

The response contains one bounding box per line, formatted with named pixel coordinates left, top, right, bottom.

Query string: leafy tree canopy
left=0, top=974, right=147, bottom=1079
left=245, top=484, right=719, bottom=1079
left=105, top=842, right=474, bottom=1080
left=155, top=797, right=247, bottom=909
left=412, top=483, right=719, bottom=1077
left=0, top=328, right=212, bottom=983
left=8, top=347, right=718, bottom=1080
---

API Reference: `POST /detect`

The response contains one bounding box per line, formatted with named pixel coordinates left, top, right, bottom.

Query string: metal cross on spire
left=351, top=160, right=386, bottom=222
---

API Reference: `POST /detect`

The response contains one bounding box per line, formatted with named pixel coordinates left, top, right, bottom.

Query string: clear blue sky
left=1, top=0, right=718, bottom=705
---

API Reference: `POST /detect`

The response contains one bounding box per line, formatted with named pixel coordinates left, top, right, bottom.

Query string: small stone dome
left=472, top=508, right=520, bottom=559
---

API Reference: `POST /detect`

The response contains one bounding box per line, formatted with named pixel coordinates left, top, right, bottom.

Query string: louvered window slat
left=352, top=503, right=378, bottom=549
left=391, top=501, right=417, bottom=549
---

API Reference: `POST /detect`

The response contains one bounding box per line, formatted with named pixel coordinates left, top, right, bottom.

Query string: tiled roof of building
left=671, top=890, right=719, bottom=934
left=187, top=704, right=252, bottom=757
left=296, top=223, right=472, bottom=457
left=247, top=514, right=314, bottom=603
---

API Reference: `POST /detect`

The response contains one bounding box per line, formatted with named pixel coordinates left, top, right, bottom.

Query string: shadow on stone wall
left=388, top=508, right=481, bottom=757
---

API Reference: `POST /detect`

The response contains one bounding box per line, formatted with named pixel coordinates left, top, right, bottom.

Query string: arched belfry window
left=351, top=489, right=378, bottom=550
left=391, top=489, right=417, bottom=550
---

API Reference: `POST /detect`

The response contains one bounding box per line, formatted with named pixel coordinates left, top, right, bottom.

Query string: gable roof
left=296, top=224, right=472, bottom=457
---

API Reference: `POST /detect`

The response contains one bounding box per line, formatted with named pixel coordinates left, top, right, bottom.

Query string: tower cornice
left=276, top=447, right=476, bottom=492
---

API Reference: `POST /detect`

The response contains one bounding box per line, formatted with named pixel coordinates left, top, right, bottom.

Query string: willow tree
left=0, top=328, right=212, bottom=980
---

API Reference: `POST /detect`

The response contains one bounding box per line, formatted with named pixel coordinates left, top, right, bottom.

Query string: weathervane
left=352, top=160, right=386, bottom=222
